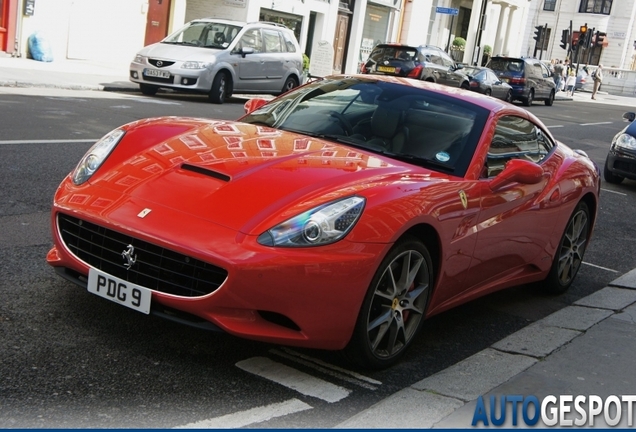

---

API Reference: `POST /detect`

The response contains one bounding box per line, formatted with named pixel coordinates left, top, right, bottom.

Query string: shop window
left=543, top=0, right=556, bottom=11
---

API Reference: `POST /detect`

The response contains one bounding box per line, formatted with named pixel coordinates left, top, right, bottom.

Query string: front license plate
left=143, top=68, right=171, bottom=79
left=87, top=268, right=151, bottom=314
left=377, top=66, right=396, bottom=73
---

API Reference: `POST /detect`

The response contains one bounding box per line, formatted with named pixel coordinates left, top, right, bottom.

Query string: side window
left=281, top=31, right=297, bottom=53
left=237, top=29, right=263, bottom=53
left=439, top=51, right=455, bottom=68
left=485, top=116, right=552, bottom=178
left=263, top=29, right=283, bottom=53
left=428, top=53, right=443, bottom=65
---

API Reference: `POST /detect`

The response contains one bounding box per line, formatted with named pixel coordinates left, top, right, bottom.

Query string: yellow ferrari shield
left=459, top=190, right=468, bottom=209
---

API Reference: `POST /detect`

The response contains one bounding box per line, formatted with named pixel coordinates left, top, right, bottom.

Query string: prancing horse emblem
left=121, top=244, right=137, bottom=270
left=459, top=190, right=468, bottom=209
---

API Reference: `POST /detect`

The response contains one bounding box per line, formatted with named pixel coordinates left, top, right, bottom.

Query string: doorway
left=333, top=13, right=349, bottom=73
left=144, top=0, right=172, bottom=46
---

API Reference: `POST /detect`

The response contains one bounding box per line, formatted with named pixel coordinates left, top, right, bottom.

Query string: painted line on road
left=582, top=262, right=619, bottom=273
left=236, top=356, right=351, bottom=403
left=546, top=125, right=564, bottom=128
left=174, top=398, right=312, bottom=429
left=271, top=348, right=380, bottom=390
left=580, top=121, right=613, bottom=126
left=601, top=187, right=627, bottom=196
left=0, top=139, right=98, bottom=145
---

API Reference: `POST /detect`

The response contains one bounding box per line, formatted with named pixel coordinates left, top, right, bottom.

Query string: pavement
left=2, top=54, right=636, bottom=429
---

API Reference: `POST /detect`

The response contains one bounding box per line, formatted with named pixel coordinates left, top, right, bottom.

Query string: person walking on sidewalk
left=565, top=70, right=576, bottom=97
left=591, top=64, right=603, bottom=100
left=553, top=61, right=564, bottom=92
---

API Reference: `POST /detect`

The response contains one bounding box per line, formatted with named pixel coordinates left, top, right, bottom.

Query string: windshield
left=489, top=59, right=524, bottom=75
left=163, top=21, right=242, bottom=49
left=241, top=78, right=489, bottom=176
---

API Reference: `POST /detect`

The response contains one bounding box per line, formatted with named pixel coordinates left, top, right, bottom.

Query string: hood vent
left=181, top=163, right=231, bottom=182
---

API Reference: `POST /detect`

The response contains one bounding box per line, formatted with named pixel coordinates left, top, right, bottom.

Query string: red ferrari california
left=47, top=75, right=600, bottom=369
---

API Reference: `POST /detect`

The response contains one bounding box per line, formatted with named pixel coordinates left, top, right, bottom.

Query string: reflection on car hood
left=138, top=42, right=223, bottom=62
left=87, top=120, right=439, bottom=234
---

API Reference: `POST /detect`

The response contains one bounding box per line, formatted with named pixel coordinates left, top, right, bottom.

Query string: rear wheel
left=504, top=90, right=513, bottom=103
left=461, top=81, right=470, bottom=90
left=604, top=158, right=624, bottom=184
left=545, top=90, right=555, bottom=106
left=209, top=72, right=229, bottom=104
left=343, top=237, right=432, bottom=369
left=523, top=89, right=534, bottom=106
left=139, top=84, right=158, bottom=96
left=279, top=76, right=298, bottom=95
left=541, top=201, right=590, bottom=295
left=485, top=89, right=492, bottom=96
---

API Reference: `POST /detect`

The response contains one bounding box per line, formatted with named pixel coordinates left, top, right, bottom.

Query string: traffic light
left=578, top=24, right=588, bottom=47
left=533, top=26, right=544, bottom=43
left=560, top=29, right=569, bottom=50
left=595, top=31, right=607, bottom=47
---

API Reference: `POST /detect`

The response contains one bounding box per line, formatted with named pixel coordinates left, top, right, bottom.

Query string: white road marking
left=276, top=347, right=382, bottom=386
left=0, top=139, right=98, bottom=145
left=582, top=262, right=619, bottom=273
left=175, top=398, right=312, bottom=429
left=546, top=125, right=564, bottom=128
left=601, top=187, right=627, bottom=196
left=580, top=121, right=613, bottom=126
left=236, top=356, right=351, bottom=403
left=134, top=98, right=181, bottom=105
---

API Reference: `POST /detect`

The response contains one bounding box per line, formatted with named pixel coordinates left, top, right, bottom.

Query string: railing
left=576, top=65, right=636, bottom=97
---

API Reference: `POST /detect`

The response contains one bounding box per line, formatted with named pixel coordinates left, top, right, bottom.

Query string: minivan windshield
left=163, top=21, right=242, bottom=49
left=489, top=58, right=524, bottom=75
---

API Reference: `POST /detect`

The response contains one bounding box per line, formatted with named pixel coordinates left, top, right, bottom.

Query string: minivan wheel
left=209, top=72, right=229, bottom=104
left=523, top=90, right=534, bottom=106
left=545, top=90, right=555, bottom=106
left=139, top=84, right=159, bottom=96
left=279, top=76, right=299, bottom=95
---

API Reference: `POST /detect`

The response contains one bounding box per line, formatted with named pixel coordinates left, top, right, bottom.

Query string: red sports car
left=47, top=76, right=600, bottom=369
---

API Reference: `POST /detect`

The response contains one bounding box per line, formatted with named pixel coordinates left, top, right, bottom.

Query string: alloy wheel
left=557, top=208, right=589, bottom=285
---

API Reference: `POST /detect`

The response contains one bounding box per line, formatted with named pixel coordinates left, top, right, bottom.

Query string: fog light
left=182, top=78, right=189, bottom=84
left=131, top=71, right=138, bottom=79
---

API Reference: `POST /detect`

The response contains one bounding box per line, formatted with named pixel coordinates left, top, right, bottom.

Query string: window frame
left=578, top=0, right=612, bottom=14
left=543, top=0, right=556, bottom=11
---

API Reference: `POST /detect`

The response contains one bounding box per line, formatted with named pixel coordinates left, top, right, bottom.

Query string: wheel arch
left=580, top=191, right=598, bottom=237
left=398, top=223, right=442, bottom=289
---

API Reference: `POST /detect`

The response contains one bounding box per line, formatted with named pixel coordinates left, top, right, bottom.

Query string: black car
left=604, top=112, right=636, bottom=184
left=361, top=44, right=470, bottom=89
left=487, top=56, right=556, bottom=106
left=462, top=66, right=513, bottom=102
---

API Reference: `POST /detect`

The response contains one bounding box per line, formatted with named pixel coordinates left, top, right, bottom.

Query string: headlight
left=613, top=133, right=636, bottom=151
left=71, top=129, right=125, bottom=185
left=258, top=196, right=366, bottom=247
left=181, top=61, right=210, bottom=69
left=134, top=54, right=146, bottom=63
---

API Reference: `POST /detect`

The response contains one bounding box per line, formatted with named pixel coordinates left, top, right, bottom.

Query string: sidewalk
left=2, top=55, right=636, bottom=429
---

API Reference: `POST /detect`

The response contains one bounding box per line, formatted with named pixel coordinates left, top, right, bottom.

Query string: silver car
left=130, top=19, right=303, bottom=104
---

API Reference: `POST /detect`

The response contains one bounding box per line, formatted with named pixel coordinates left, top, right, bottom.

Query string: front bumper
left=129, top=61, right=214, bottom=92
left=606, top=148, right=636, bottom=180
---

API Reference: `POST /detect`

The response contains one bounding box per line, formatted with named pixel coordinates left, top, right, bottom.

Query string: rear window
left=488, top=58, right=524, bottom=74
left=369, top=46, right=419, bottom=63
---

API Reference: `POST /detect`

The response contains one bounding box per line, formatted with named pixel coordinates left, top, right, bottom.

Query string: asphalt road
left=1, top=88, right=635, bottom=428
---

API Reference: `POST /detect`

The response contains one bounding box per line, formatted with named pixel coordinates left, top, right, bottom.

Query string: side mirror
left=623, top=112, right=636, bottom=122
left=489, top=158, right=543, bottom=191
left=454, top=64, right=464, bottom=71
left=240, top=46, right=255, bottom=58
left=244, top=98, right=268, bottom=114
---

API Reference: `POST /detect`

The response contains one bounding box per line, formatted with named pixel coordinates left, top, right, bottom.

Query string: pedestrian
left=565, top=70, right=576, bottom=97
left=553, top=61, right=564, bottom=92
left=591, top=64, right=603, bottom=100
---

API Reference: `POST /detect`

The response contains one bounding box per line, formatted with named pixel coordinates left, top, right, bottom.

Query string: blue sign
left=436, top=7, right=459, bottom=15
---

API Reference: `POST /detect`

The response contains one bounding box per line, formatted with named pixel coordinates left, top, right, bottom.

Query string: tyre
left=343, top=237, right=433, bottom=369
left=461, top=81, right=470, bottom=90
left=541, top=201, right=590, bottom=295
left=523, top=89, right=534, bottom=106
left=545, top=90, right=555, bottom=106
left=279, top=76, right=298, bottom=95
left=209, top=72, right=229, bottom=104
left=139, top=84, right=159, bottom=96
left=504, top=90, right=513, bottom=103
left=604, top=158, right=624, bottom=184
left=485, top=89, right=492, bottom=96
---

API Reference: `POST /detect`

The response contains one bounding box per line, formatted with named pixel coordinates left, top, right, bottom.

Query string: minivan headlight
left=71, top=129, right=125, bottom=185
left=181, top=61, right=211, bottom=69
left=134, top=54, right=147, bottom=64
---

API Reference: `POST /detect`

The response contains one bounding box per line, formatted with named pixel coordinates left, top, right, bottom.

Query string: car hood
left=138, top=42, right=224, bottom=62
left=87, top=120, right=426, bottom=234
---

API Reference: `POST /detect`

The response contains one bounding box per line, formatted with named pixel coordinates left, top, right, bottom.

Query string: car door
left=487, top=70, right=507, bottom=99
left=235, top=28, right=267, bottom=91
left=440, top=50, right=464, bottom=88
left=262, top=29, right=285, bottom=90
left=466, top=115, right=556, bottom=288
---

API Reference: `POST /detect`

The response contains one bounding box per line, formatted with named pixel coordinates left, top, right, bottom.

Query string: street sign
left=435, top=7, right=459, bottom=15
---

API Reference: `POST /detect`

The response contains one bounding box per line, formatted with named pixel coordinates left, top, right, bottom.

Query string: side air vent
left=181, top=164, right=231, bottom=182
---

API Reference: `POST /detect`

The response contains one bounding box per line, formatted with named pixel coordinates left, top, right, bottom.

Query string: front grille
left=58, top=214, right=228, bottom=297
left=149, top=59, right=175, bottom=68
left=614, top=160, right=636, bottom=173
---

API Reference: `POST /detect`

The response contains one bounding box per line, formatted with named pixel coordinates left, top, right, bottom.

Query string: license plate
left=87, top=268, right=151, bottom=314
left=377, top=66, right=396, bottom=73
left=144, top=68, right=171, bottom=79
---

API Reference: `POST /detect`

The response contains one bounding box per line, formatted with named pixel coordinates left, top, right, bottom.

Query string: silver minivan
left=130, top=19, right=303, bottom=104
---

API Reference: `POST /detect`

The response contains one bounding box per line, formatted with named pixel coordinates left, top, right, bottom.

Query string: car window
left=486, top=116, right=553, bottom=178
left=163, top=21, right=242, bottom=48
left=486, top=70, right=498, bottom=82
left=263, top=29, right=283, bottom=53
left=281, top=31, right=297, bottom=53
left=439, top=51, right=455, bottom=68
left=489, top=59, right=524, bottom=74
left=238, top=28, right=263, bottom=53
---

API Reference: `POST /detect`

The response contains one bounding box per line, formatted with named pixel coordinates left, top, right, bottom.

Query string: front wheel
left=139, top=84, right=159, bottom=96
left=209, top=72, right=229, bottom=104
left=545, top=90, right=555, bottom=106
left=343, top=237, right=433, bottom=369
left=541, top=201, right=590, bottom=295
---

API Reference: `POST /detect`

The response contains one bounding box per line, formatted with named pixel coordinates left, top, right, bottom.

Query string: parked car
left=48, top=75, right=599, bottom=369
left=361, top=44, right=470, bottom=89
left=604, top=112, right=636, bottom=184
left=461, top=66, right=513, bottom=102
left=129, top=19, right=303, bottom=104
left=487, top=56, right=556, bottom=106
left=575, top=70, right=594, bottom=92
